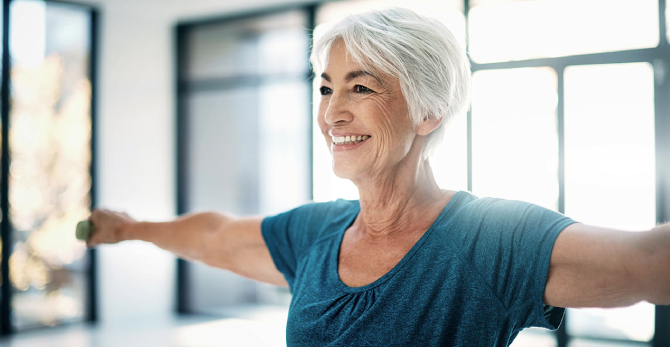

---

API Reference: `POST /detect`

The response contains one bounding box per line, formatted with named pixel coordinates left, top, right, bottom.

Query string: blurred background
left=0, top=0, right=667, bottom=346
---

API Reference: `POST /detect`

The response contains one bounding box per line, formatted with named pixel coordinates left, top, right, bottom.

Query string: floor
left=0, top=306, right=289, bottom=347
left=0, top=306, right=645, bottom=347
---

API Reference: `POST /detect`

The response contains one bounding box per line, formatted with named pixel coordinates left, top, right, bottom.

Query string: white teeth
left=331, top=135, right=370, bottom=145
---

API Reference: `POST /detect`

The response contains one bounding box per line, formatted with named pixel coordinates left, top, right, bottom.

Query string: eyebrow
left=321, top=70, right=383, bottom=85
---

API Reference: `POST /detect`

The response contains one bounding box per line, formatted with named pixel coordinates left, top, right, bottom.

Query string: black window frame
left=464, top=0, right=670, bottom=345
left=174, top=3, right=317, bottom=314
left=0, top=0, right=99, bottom=336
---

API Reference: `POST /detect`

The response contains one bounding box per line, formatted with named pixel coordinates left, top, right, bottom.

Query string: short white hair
left=310, top=7, right=472, bottom=158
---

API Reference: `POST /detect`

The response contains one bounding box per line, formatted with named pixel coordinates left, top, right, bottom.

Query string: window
left=468, top=1, right=664, bottom=346
left=471, top=67, right=559, bottom=210
left=177, top=9, right=311, bottom=315
left=564, top=62, right=656, bottom=344
left=1, top=0, right=97, bottom=333
left=469, top=0, right=659, bottom=63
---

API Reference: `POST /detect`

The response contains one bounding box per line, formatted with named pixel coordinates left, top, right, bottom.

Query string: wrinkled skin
left=318, top=40, right=421, bottom=185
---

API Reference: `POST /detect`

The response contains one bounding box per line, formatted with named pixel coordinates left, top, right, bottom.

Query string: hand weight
left=76, top=220, right=96, bottom=241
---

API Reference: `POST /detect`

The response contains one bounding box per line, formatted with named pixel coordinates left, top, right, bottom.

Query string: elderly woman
left=86, top=8, right=670, bottom=346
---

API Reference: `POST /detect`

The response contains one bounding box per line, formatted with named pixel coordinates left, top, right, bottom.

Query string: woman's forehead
left=321, top=70, right=384, bottom=87
left=325, top=40, right=361, bottom=70
left=321, top=39, right=400, bottom=90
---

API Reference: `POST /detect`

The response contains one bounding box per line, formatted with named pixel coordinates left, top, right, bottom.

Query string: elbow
left=199, top=213, right=235, bottom=270
left=199, top=238, right=233, bottom=270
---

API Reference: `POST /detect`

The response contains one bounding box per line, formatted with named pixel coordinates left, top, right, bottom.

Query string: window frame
left=174, top=3, right=317, bottom=314
left=467, top=1, right=670, bottom=346
left=0, top=0, right=99, bottom=335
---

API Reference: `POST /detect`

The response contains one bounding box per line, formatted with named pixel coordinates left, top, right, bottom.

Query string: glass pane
left=187, top=87, right=263, bottom=215
left=431, top=111, right=468, bottom=193
left=9, top=0, right=92, bottom=330
left=186, top=10, right=308, bottom=80
left=469, top=0, right=659, bottom=63
left=312, top=0, right=466, bottom=201
left=184, top=11, right=311, bottom=313
left=186, top=83, right=309, bottom=312
left=258, top=81, right=311, bottom=215
left=471, top=67, right=559, bottom=210
left=186, top=81, right=261, bottom=310
left=190, top=84, right=312, bottom=212
left=564, top=62, right=656, bottom=342
left=186, top=84, right=311, bottom=215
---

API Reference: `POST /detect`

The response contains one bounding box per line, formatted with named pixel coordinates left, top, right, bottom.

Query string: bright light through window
left=469, top=0, right=659, bottom=63
left=10, top=0, right=46, bottom=67
left=564, top=62, right=656, bottom=342
left=430, top=112, right=468, bottom=193
left=471, top=67, right=559, bottom=210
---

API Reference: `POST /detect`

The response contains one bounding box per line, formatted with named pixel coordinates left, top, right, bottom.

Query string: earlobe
left=417, top=116, right=443, bottom=136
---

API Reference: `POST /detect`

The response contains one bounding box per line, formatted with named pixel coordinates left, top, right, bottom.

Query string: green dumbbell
left=76, top=220, right=96, bottom=241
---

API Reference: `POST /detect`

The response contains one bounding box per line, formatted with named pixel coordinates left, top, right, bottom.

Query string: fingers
left=86, top=208, right=103, bottom=248
left=88, top=208, right=98, bottom=226
left=84, top=207, right=134, bottom=248
left=85, top=209, right=96, bottom=248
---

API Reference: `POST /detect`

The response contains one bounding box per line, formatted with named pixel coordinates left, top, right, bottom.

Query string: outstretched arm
left=544, top=222, right=670, bottom=308
left=87, top=208, right=288, bottom=287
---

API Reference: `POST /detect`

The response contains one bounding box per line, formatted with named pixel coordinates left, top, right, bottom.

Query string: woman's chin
left=331, top=162, right=361, bottom=180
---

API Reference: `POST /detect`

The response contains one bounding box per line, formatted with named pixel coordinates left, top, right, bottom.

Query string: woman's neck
left=353, top=151, right=449, bottom=240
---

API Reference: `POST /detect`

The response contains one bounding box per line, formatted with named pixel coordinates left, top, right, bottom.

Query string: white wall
left=68, top=0, right=312, bottom=327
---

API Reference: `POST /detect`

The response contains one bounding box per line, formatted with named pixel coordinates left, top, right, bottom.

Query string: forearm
left=123, top=211, right=233, bottom=263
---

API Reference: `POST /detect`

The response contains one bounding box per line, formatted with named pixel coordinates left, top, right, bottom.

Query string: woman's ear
left=416, top=116, right=443, bottom=136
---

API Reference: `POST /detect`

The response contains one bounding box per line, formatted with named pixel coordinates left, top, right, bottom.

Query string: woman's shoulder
left=271, top=198, right=359, bottom=236
left=443, top=190, right=549, bottom=214
left=435, top=191, right=571, bottom=236
left=290, top=198, right=359, bottom=219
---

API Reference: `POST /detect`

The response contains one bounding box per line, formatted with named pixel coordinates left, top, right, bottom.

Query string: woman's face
left=317, top=40, right=418, bottom=182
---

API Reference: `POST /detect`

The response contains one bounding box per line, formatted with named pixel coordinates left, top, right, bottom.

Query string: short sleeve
left=261, top=207, right=301, bottom=287
left=261, top=200, right=356, bottom=289
left=453, top=197, right=577, bottom=330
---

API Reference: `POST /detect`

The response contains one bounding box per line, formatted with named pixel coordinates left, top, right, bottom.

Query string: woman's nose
left=324, top=92, right=354, bottom=125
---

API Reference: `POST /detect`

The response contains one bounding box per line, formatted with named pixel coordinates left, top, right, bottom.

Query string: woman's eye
left=319, top=86, right=332, bottom=96
left=353, top=85, right=373, bottom=94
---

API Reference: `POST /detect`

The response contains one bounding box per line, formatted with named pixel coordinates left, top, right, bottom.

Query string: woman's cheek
left=317, top=101, right=328, bottom=130
left=316, top=107, right=331, bottom=151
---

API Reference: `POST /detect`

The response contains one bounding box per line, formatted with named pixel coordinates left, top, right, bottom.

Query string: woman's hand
left=86, top=208, right=138, bottom=248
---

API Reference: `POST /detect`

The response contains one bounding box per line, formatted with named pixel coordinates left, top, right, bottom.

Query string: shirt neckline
left=330, top=190, right=466, bottom=293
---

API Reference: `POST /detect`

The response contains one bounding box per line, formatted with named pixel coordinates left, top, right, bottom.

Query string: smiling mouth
left=331, top=135, right=370, bottom=145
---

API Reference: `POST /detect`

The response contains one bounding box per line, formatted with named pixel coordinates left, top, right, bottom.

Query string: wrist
left=121, top=220, right=141, bottom=241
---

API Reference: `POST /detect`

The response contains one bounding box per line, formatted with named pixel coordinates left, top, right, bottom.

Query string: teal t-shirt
left=261, top=190, right=577, bottom=346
